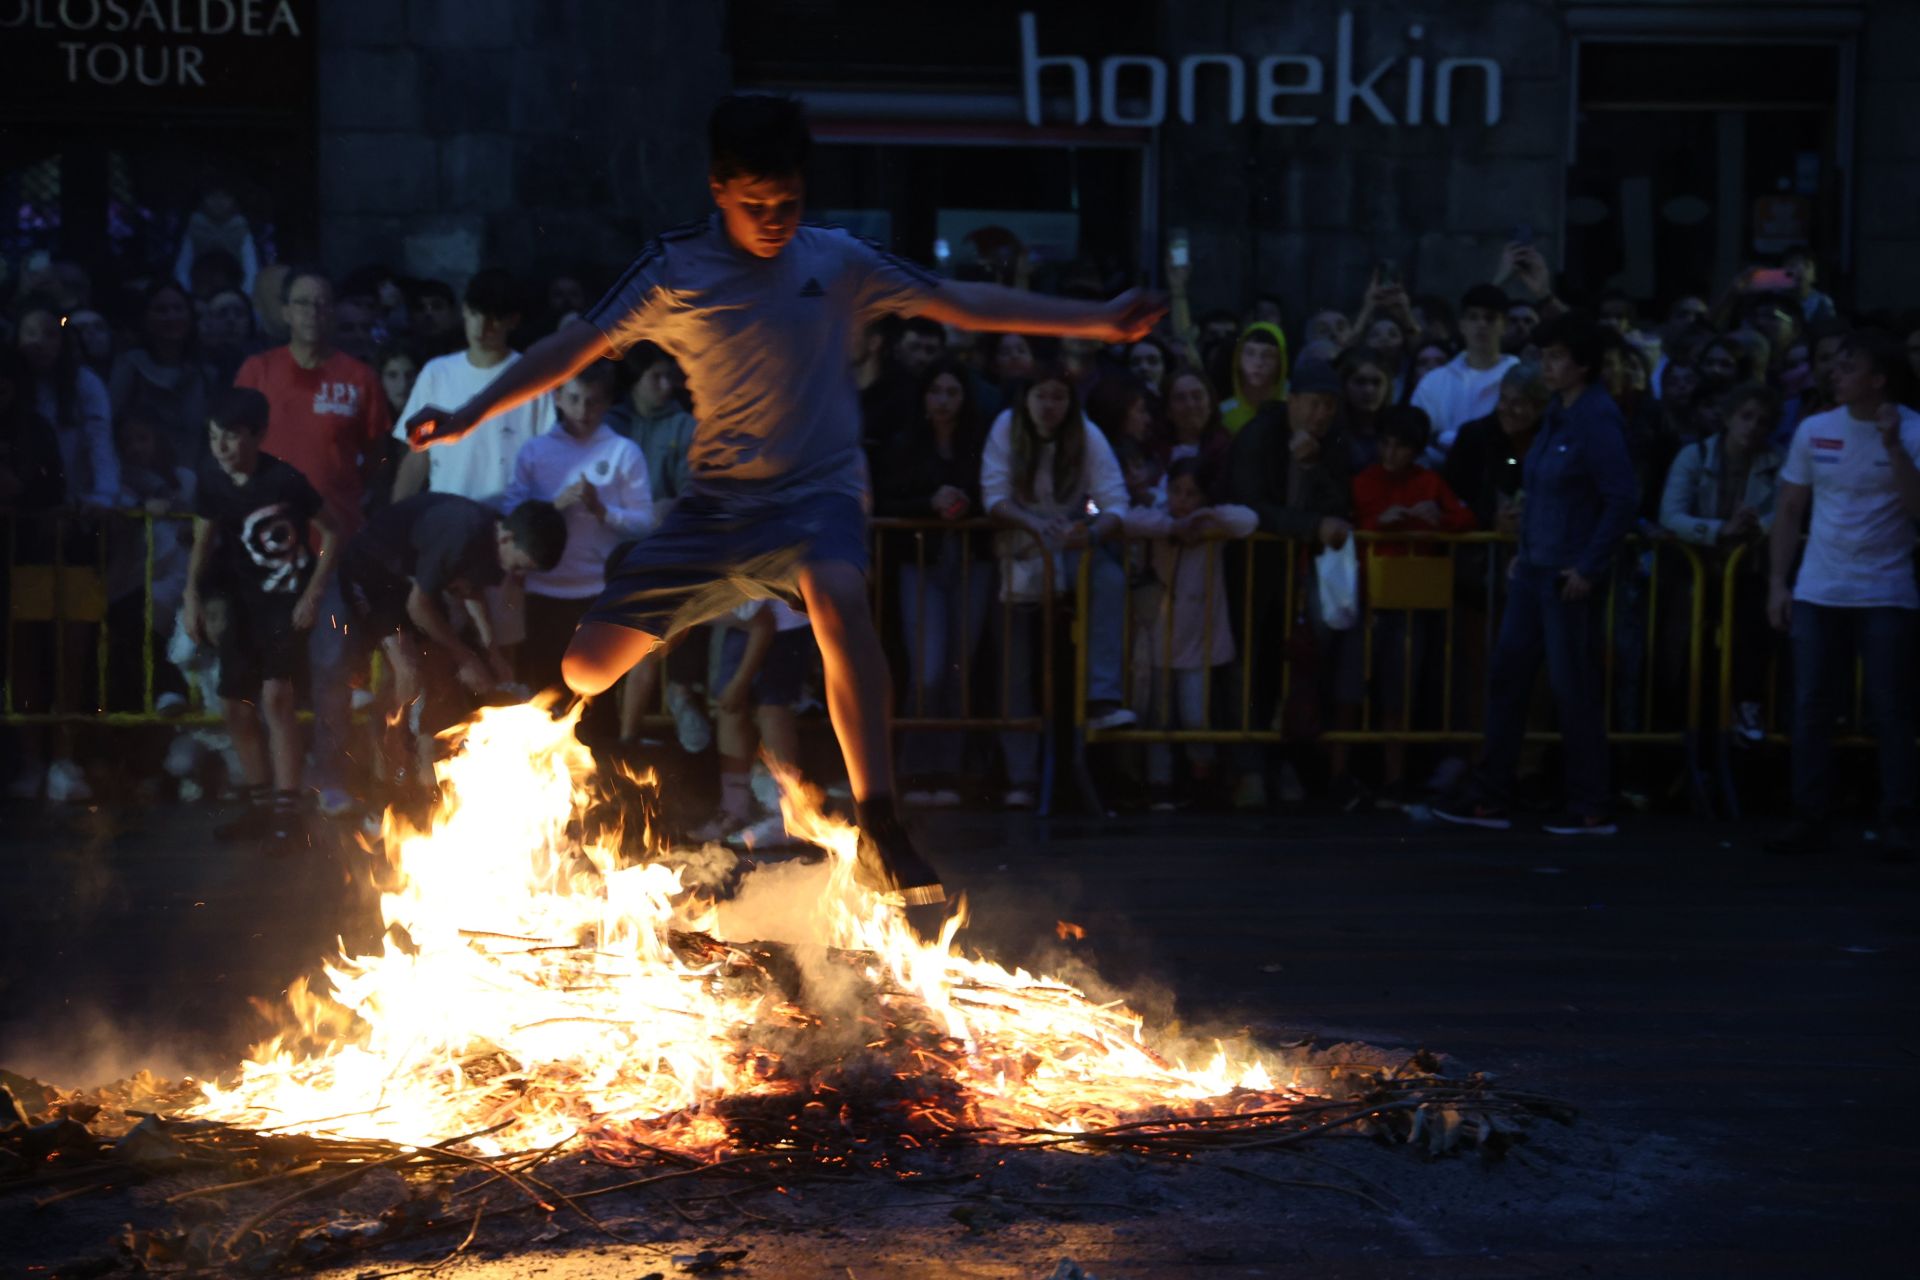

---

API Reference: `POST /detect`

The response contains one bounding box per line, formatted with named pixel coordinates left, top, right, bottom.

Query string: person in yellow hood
left=1219, top=321, right=1290, bottom=434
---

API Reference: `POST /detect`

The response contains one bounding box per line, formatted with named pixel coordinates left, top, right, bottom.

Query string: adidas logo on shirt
left=798, top=277, right=825, bottom=298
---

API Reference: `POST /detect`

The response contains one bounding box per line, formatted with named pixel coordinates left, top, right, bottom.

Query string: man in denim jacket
left=1437, top=313, right=1637, bottom=836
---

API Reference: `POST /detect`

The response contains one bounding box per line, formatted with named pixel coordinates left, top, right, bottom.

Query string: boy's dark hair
left=373, top=337, right=420, bottom=372
left=211, top=386, right=271, bottom=436
left=1533, top=311, right=1607, bottom=380
left=567, top=358, right=619, bottom=395
left=339, top=262, right=395, bottom=304
left=1378, top=404, right=1433, bottom=450
left=504, top=500, right=568, bottom=572
left=280, top=263, right=330, bottom=303
left=621, top=340, right=677, bottom=379
left=1165, top=456, right=1209, bottom=496
left=709, top=93, right=811, bottom=181
left=463, top=267, right=522, bottom=321
left=1459, top=283, right=1510, bottom=316
left=1240, top=326, right=1281, bottom=348
left=903, top=315, right=946, bottom=343
left=1838, top=329, right=1913, bottom=403
left=1719, top=381, right=1777, bottom=423
left=1113, top=436, right=1152, bottom=474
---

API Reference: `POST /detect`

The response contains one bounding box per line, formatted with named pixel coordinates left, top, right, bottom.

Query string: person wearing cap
left=1413, top=283, right=1519, bottom=467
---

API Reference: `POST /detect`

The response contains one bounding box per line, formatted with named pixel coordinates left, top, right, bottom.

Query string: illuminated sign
left=1019, top=10, right=1502, bottom=129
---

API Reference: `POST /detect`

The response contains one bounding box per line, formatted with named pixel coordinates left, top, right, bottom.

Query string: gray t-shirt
left=585, top=216, right=943, bottom=508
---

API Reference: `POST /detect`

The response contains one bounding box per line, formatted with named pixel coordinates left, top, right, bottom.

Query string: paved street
left=1, top=803, right=1914, bottom=1276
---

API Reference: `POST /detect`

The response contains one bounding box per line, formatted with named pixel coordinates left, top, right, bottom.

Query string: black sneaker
left=1542, top=812, right=1618, bottom=837
left=854, top=814, right=946, bottom=909
left=1763, top=820, right=1825, bottom=857
left=1431, top=798, right=1512, bottom=830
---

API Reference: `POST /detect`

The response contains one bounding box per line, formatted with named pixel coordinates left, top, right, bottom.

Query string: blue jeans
left=1790, top=603, right=1917, bottom=822
left=896, top=547, right=994, bottom=777
left=305, top=573, right=352, bottom=790
left=998, top=544, right=1126, bottom=787
left=1473, top=563, right=1609, bottom=817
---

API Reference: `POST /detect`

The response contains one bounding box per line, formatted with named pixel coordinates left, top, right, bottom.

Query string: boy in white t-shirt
left=503, top=360, right=655, bottom=695
left=391, top=269, right=554, bottom=510
left=1766, top=331, right=1920, bottom=857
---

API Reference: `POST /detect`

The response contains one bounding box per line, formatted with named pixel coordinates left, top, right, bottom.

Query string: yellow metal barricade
left=1077, top=529, right=1706, bottom=752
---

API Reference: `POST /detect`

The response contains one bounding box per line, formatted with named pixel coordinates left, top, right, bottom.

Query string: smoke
left=0, top=1004, right=208, bottom=1093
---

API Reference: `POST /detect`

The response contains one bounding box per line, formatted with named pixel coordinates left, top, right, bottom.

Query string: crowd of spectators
left=1, top=198, right=1915, bottom=853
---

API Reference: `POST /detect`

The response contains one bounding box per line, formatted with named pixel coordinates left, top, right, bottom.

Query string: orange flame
left=187, top=703, right=1292, bottom=1155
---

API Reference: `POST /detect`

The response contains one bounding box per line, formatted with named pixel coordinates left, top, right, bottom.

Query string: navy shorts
left=583, top=490, right=869, bottom=640
left=715, top=626, right=817, bottom=708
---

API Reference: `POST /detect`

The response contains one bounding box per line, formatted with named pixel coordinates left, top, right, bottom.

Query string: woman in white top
left=979, top=363, right=1135, bottom=806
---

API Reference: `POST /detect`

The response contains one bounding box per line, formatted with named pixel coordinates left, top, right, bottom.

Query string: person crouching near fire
left=336, top=491, right=567, bottom=788
left=183, top=387, right=340, bottom=852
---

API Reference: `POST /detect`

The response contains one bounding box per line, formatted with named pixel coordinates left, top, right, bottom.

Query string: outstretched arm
left=406, top=318, right=612, bottom=449
left=917, top=283, right=1166, bottom=344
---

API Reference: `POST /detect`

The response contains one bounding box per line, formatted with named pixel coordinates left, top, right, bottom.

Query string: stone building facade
left=4, top=1, right=1911, bottom=319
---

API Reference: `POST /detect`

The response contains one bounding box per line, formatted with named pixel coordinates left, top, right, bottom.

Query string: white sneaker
left=726, top=813, right=794, bottom=851
left=1085, top=704, right=1138, bottom=732
left=1004, top=787, right=1035, bottom=809
left=7, top=767, right=45, bottom=800
left=178, top=778, right=205, bottom=803
left=45, top=759, right=93, bottom=803
left=1734, top=701, right=1766, bottom=745
left=666, top=684, right=713, bottom=754
left=749, top=761, right=780, bottom=812
left=155, top=690, right=188, bottom=715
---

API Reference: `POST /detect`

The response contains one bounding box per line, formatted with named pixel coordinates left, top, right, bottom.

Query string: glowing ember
left=188, top=703, right=1293, bottom=1157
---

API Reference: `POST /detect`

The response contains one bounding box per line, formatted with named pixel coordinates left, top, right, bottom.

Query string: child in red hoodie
left=1351, top=405, right=1475, bottom=803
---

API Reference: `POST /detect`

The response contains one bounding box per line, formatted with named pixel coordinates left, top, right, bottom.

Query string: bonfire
left=3, top=703, right=1566, bottom=1273
left=188, top=702, right=1285, bottom=1158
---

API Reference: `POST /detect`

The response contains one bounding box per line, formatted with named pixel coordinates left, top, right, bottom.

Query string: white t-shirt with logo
left=1413, top=352, right=1518, bottom=465
left=395, top=350, right=554, bottom=509
left=1781, top=404, right=1920, bottom=609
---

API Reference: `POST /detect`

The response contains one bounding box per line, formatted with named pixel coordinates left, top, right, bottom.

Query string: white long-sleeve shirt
left=505, top=422, right=655, bottom=599
left=1120, top=503, right=1257, bottom=669
left=1412, top=352, right=1518, bottom=466
left=980, top=409, right=1129, bottom=522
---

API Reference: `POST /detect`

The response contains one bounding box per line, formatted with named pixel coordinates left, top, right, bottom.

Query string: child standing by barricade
left=1351, top=405, right=1475, bottom=805
left=1120, top=458, right=1257, bottom=809
left=182, top=388, right=339, bottom=850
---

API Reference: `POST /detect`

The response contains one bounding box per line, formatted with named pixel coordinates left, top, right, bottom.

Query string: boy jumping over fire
left=405, top=94, right=1163, bottom=912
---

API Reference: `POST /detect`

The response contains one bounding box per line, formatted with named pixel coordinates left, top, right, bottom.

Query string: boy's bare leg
left=380, top=635, right=423, bottom=785
left=223, top=698, right=270, bottom=788
left=564, top=621, right=660, bottom=699
left=798, top=561, right=944, bottom=910
left=260, top=677, right=304, bottom=793
left=754, top=704, right=800, bottom=774
left=797, top=562, right=892, bottom=801
left=618, top=651, right=663, bottom=741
